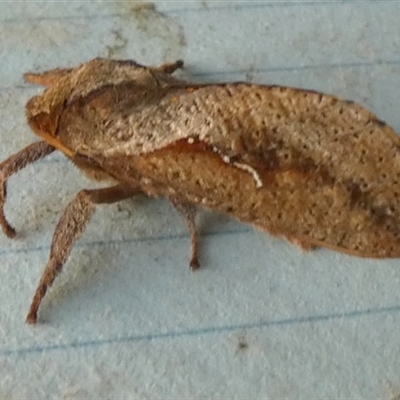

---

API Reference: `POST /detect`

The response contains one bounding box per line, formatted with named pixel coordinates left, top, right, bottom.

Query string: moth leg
left=0, top=141, right=55, bottom=238
left=24, top=68, right=73, bottom=86
left=26, top=183, right=142, bottom=324
left=157, top=60, right=184, bottom=75
left=168, top=196, right=200, bottom=270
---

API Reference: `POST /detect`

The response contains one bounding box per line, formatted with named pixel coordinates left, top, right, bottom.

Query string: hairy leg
left=26, top=183, right=142, bottom=324
left=168, top=196, right=200, bottom=270
left=0, top=141, right=55, bottom=238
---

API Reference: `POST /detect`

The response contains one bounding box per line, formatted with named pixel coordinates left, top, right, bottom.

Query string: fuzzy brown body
left=2, top=57, right=400, bottom=323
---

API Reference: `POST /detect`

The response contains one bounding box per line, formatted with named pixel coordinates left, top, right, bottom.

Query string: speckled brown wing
left=84, top=83, right=400, bottom=258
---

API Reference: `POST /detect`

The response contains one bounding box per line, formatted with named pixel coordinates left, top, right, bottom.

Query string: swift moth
left=1, top=58, right=400, bottom=324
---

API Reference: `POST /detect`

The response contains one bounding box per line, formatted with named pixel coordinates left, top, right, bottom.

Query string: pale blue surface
left=1, top=1, right=400, bottom=399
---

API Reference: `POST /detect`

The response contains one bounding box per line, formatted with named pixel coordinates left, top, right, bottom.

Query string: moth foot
left=26, top=310, right=38, bottom=325
left=190, top=256, right=200, bottom=271
left=0, top=216, right=16, bottom=239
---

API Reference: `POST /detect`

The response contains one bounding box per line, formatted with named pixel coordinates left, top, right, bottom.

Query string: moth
left=1, top=58, right=400, bottom=324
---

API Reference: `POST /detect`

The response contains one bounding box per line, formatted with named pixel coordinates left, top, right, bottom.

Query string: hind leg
left=26, top=183, right=142, bottom=324
left=168, top=196, right=200, bottom=270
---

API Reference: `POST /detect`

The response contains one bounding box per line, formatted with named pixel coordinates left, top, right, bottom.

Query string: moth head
left=24, top=58, right=149, bottom=156
left=25, top=65, right=76, bottom=156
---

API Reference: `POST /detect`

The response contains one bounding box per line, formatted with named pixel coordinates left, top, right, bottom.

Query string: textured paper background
left=1, top=1, right=400, bottom=398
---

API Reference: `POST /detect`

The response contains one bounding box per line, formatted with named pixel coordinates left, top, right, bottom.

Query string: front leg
left=0, top=141, right=55, bottom=238
left=26, top=183, right=142, bottom=324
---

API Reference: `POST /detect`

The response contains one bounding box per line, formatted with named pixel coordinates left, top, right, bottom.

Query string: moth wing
left=68, top=82, right=400, bottom=258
